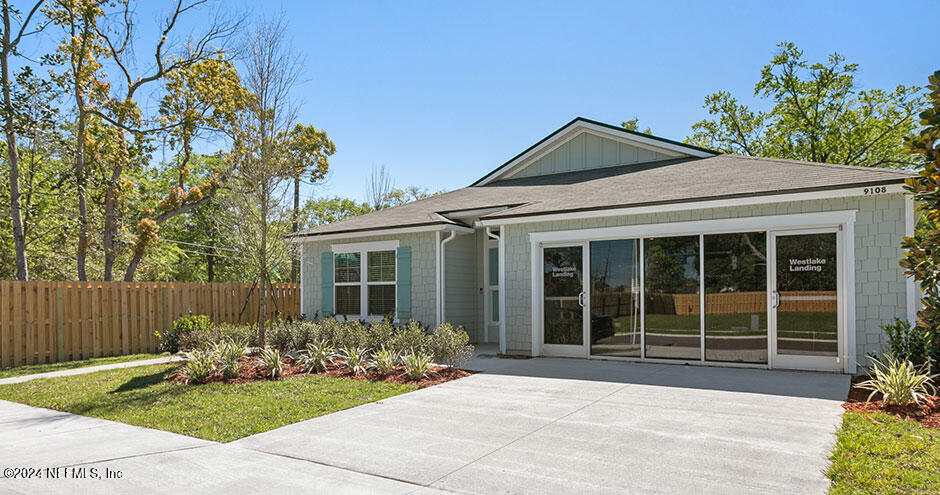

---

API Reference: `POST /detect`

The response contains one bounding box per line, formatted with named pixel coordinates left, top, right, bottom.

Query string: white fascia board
left=330, top=239, right=400, bottom=254
left=527, top=210, right=858, bottom=244
left=478, top=184, right=904, bottom=227
left=289, top=224, right=474, bottom=244
left=476, top=121, right=714, bottom=186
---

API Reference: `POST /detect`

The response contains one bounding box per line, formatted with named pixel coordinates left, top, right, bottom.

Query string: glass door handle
left=578, top=291, right=585, bottom=308
left=772, top=291, right=781, bottom=308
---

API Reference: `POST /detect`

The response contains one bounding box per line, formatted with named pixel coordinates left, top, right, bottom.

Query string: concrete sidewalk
left=0, top=347, right=849, bottom=494
left=0, top=355, right=183, bottom=386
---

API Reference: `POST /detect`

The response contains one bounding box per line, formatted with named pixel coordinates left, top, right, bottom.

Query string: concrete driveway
left=1, top=348, right=849, bottom=494
left=236, top=349, right=849, bottom=494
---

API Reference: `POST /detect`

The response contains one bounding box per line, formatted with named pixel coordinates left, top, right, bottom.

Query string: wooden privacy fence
left=610, top=290, right=837, bottom=316
left=0, top=281, right=300, bottom=368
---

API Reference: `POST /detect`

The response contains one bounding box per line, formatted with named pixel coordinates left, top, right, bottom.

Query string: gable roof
left=288, top=152, right=915, bottom=240
left=470, top=117, right=717, bottom=186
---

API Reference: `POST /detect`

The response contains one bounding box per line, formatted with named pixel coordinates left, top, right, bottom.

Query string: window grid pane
left=368, top=285, right=396, bottom=316
left=368, top=250, right=396, bottom=282
left=335, top=253, right=361, bottom=283
left=335, top=285, right=361, bottom=315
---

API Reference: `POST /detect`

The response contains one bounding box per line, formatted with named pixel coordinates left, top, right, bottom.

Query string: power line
left=161, top=238, right=240, bottom=252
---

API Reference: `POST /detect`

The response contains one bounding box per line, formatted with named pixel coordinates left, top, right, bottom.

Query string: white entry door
left=769, top=229, right=843, bottom=372
left=540, top=242, right=590, bottom=357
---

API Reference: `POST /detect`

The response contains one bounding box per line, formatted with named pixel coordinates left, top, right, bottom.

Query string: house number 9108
left=863, top=186, right=887, bottom=195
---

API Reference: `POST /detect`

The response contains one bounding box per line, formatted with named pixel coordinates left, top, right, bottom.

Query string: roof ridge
left=721, top=153, right=917, bottom=176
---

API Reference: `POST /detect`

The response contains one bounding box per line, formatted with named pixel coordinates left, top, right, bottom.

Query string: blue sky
left=44, top=1, right=940, bottom=203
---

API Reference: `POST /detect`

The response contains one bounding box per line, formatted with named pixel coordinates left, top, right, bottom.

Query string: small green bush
left=366, top=319, right=397, bottom=352
left=429, top=323, right=474, bottom=368
left=157, top=315, right=213, bottom=353
left=402, top=353, right=434, bottom=381
left=259, top=347, right=284, bottom=379
left=373, top=347, right=398, bottom=375
left=181, top=348, right=215, bottom=384
left=389, top=320, right=430, bottom=357
left=856, top=353, right=937, bottom=406
left=301, top=340, right=335, bottom=373
left=883, top=319, right=934, bottom=369
left=178, top=322, right=257, bottom=351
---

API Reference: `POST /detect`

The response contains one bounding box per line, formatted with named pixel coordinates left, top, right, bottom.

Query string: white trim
left=528, top=210, right=858, bottom=244
left=299, top=244, right=305, bottom=317
left=905, top=194, right=919, bottom=324
left=435, top=231, right=442, bottom=326
left=529, top=234, right=540, bottom=356
left=331, top=239, right=400, bottom=253
left=290, top=224, right=473, bottom=243
left=477, top=185, right=904, bottom=227
left=498, top=224, right=507, bottom=354
left=475, top=120, right=714, bottom=186
left=439, top=230, right=457, bottom=325
left=443, top=206, right=510, bottom=220
left=845, top=221, right=857, bottom=374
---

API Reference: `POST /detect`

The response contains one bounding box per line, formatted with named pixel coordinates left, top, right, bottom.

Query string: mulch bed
left=169, top=355, right=472, bottom=389
left=842, top=375, right=940, bottom=429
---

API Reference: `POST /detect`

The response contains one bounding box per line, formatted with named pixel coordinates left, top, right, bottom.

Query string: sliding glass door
left=644, top=236, right=701, bottom=360
left=590, top=240, right=641, bottom=357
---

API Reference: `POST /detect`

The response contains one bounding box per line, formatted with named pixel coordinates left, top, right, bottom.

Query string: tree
left=621, top=117, right=651, bottom=135
left=686, top=42, right=923, bottom=168
left=283, top=123, right=335, bottom=282
left=366, top=163, right=393, bottom=210
left=900, top=69, right=940, bottom=367
left=0, top=0, right=44, bottom=280
left=226, top=17, right=302, bottom=346
left=300, top=196, right=372, bottom=228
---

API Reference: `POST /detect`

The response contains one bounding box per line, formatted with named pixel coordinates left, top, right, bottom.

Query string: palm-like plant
left=213, top=340, right=246, bottom=380
left=302, top=340, right=336, bottom=373
left=182, top=348, right=215, bottom=384
left=856, top=354, right=938, bottom=406
left=402, top=353, right=434, bottom=381
left=373, top=347, right=398, bottom=375
left=259, top=347, right=284, bottom=379
left=341, top=347, right=371, bottom=375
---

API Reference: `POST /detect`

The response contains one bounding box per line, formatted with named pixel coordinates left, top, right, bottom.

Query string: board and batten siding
left=444, top=232, right=480, bottom=339
left=501, top=193, right=912, bottom=364
left=512, top=131, right=677, bottom=179
left=301, top=232, right=437, bottom=326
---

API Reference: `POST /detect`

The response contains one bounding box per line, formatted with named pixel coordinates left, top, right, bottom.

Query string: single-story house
left=289, top=117, right=918, bottom=374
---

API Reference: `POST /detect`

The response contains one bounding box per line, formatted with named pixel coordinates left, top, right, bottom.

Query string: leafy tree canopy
left=686, top=42, right=923, bottom=168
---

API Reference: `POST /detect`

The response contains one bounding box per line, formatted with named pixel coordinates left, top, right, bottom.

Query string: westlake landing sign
left=789, top=257, right=827, bottom=272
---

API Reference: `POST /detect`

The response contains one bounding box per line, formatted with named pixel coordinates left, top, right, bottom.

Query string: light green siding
left=512, top=132, right=676, bottom=178
left=501, top=193, right=912, bottom=364
left=301, top=232, right=437, bottom=325
left=444, top=232, right=480, bottom=339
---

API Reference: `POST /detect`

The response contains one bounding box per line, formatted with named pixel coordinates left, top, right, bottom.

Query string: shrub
left=402, top=353, right=434, bottom=381
left=266, top=320, right=321, bottom=352
left=259, top=347, right=284, bottom=379
left=341, top=347, right=371, bottom=376
left=389, top=320, right=430, bottom=357
left=178, top=322, right=257, bottom=351
left=213, top=340, right=246, bottom=380
left=428, top=323, right=474, bottom=368
left=856, top=353, right=938, bottom=406
left=302, top=340, right=335, bottom=373
left=883, top=319, right=934, bottom=369
left=366, top=318, right=397, bottom=352
left=373, top=347, right=398, bottom=375
left=181, top=348, right=215, bottom=384
left=157, top=314, right=213, bottom=353
left=333, top=320, right=369, bottom=350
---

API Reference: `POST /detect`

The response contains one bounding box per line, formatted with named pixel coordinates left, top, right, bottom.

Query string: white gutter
left=437, top=229, right=457, bottom=326
left=288, top=223, right=473, bottom=244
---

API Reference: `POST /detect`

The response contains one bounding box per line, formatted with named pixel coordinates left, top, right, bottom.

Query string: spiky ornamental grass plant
left=341, top=347, right=371, bottom=376
left=402, top=353, right=434, bottom=381
left=181, top=348, right=215, bottom=384
left=259, top=347, right=284, bottom=379
left=213, top=340, right=247, bottom=380
left=302, top=340, right=335, bottom=373
left=373, top=347, right=398, bottom=375
left=856, top=354, right=938, bottom=406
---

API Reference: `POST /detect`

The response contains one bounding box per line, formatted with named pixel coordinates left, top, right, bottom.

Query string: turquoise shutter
left=321, top=251, right=334, bottom=316
left=396, top=246, right=412, bottom=319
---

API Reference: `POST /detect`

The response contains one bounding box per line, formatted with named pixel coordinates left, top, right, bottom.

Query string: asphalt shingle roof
left=287, top=154, right=915, bottom=239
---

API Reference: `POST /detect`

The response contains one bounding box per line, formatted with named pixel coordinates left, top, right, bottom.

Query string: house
left=289, top=117, right=918, bottom=373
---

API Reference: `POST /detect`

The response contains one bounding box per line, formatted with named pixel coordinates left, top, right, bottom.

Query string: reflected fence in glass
left=589, top=240, right=640, bottom=357
left=703, top=232, right=768, bottom=364
left=643, top=236, right=701, bottom=360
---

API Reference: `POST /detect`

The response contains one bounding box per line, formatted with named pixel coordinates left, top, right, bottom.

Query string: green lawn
left=0, top=364, right=417, bottom=442
left=0, top=353, right=166, bottom=379
left=827, top=411, right=940, bottom=494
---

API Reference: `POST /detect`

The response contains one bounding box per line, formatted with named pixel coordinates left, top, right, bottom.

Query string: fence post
left=55, top=285, right=65, bottom=362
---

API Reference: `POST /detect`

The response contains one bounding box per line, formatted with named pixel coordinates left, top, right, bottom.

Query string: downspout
left=438, top=228, right=457, bottom=326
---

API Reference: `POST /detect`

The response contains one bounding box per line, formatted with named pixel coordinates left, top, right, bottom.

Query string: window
left=334, top=244, right=397, bottom=319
